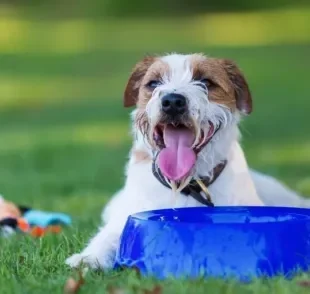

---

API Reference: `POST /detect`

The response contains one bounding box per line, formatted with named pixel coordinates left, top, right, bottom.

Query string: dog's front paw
left=65, top=253, right=101, bottom=269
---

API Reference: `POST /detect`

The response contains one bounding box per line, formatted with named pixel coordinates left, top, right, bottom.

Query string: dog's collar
left=152, top=160, right=227, bottom=207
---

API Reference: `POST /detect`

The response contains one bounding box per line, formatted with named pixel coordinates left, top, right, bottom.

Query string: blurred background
left=0, top=0, right=309, bottom=218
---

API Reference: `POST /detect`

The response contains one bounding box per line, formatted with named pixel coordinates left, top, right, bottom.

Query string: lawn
left=0, top=8, right=310, bottom=293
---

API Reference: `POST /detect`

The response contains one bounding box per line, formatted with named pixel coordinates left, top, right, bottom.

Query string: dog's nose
left=161, top=93, right=187, bottom=116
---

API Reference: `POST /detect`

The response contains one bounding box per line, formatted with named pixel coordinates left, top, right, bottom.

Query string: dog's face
left=124, top=53, right=252, bottom=189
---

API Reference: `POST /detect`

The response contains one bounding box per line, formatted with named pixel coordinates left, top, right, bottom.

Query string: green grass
left=0, top=7, right=310, bottom=293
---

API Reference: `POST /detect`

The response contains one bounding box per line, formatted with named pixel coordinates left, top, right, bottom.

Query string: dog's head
left=124, top=53, right=252, bottom=189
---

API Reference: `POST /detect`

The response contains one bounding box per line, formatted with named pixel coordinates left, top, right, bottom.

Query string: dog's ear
left=221, top=59, right=252, bottom=114
left=124, top=56, right=156, bottom=107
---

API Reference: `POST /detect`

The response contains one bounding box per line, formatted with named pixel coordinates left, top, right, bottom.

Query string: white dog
left=66, top=53, right=310, bottom=270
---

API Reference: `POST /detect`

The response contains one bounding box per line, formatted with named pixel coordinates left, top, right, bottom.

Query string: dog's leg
left=66, top=189, right=134, bottom=270
left=65, top=220, right=124, bottom=270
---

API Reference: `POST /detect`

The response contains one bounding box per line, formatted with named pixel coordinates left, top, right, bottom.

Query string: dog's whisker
left=177, top=176, right=192, bottom=193
left=191, top=120, right=201, bottom=148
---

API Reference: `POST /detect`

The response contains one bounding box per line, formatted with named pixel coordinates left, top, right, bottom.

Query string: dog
left=66, top=53, right=310, bottom=270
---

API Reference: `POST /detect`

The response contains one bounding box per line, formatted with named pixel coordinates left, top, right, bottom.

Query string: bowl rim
left=127, top=206, right=310, bottom=226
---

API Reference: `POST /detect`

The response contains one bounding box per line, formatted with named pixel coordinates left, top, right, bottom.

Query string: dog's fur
left=66, top=53, right=310, bottom=270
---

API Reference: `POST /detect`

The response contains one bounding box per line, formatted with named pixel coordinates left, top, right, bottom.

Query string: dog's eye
left=200, top=78, right=215, bottom=89
left=146, top=80, right=161, bottom=89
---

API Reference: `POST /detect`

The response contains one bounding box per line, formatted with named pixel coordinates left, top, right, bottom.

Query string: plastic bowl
left=115, top=206, right=310, bottom=280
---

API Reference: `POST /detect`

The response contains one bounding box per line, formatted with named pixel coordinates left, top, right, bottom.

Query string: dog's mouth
left=153, top=122, right=216, bottom=182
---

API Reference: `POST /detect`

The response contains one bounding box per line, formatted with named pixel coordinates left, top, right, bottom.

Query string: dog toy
left=0, top=195, right=71, bottom=237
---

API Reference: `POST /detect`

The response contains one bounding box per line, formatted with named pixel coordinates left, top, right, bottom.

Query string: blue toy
left=23, top=210, right=71, bottom=227
left=115, top=206, right=310, bottom=281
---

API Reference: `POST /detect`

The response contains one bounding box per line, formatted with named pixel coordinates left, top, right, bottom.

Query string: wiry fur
left=66, top=53, right=310, bottom=270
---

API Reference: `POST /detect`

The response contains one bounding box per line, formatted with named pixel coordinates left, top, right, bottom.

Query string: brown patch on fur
left=190, top=54, right=252, bottom=114
left=132, top=149, right=152, bottom=163
left=124, top=56, right=157, bottom=107
left=220, top=59, right=252, bottom=114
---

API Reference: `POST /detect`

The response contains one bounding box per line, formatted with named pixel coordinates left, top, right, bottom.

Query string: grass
left=0, top=6, right=310, bottom=293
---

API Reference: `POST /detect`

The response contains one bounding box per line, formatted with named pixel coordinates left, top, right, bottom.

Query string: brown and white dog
left=66, top=53, right=310, bottom=269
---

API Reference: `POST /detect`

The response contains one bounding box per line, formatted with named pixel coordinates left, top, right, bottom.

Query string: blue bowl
left=115, top=206, right=310, bottom=280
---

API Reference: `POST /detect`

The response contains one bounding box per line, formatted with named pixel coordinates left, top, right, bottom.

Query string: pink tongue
left=158, top=125, right=196, bottom=181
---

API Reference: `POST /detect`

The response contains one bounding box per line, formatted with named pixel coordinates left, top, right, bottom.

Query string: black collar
left=152, top=160, right=227, bottom=207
